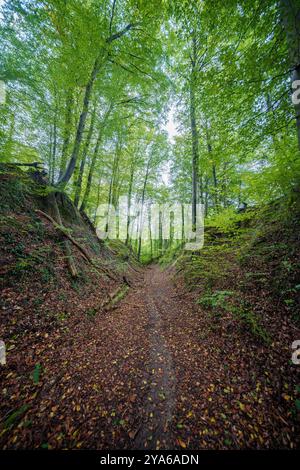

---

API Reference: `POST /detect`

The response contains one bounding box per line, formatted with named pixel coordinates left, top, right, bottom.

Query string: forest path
left=2, top=264, right=298, bottom=450
left=132, top=265, right=177, bottom=449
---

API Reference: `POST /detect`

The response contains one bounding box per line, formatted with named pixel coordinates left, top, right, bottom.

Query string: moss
left=0, top=173, right=30, bottom=212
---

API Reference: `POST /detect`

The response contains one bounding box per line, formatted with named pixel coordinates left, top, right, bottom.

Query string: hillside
left=1, top=0, right=300, bottom=461
left=0, top=166, right=141, bottom=448
left=0, top=168, right=299, bottom=450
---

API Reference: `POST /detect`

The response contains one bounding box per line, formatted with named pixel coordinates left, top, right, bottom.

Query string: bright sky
left=0, top=0, right=4, bottom=19
left=0, top=0, right=179, bottom=146
left=164, top=105, right=179, bottom=144
left=161, top=106, right=180, bottom=185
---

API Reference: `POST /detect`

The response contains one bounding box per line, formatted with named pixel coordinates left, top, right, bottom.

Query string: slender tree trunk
left=134, top=209, right=140, bottom=252
left=205, top=118, right=218, bottom=210
left=148, top=204, right=153, bottom=261
left=80, top=128, right=102, bottom=212
left=51, top=104, right=58, bottom=184
left=59, top=90, right=74, bottom=179
left=189, top=33, right=201, bottom=230
left=105, top=167, right=116, bottom=236
left=80, top=105, right=112, bottom=212
left=125, top=157, right=135, bottom=246
left=74, top=103, right=97, bottom=207
left=221, top=162, right=229, bottom=208
left=105, top=143, right=120, bottom=233
left=58, top=54, right=103, bottom=186
left=204, top=176, right=209, bottom=217
left=49, top=124, right=53, bottom=181
left=4, top=113, right=15, bottom=158
left=212, top=163, right=218, bottom=209
left=137, top=158, right=151, bottom=260
left=57, top=23, right=137, bottom=186
left=52, top=193, right=78, bottom=278
left=181, top=203, right=185, bottom=247
left=93, top=174, right=102, bottom=224
left=280, top=0, right=300, bottom=149
left=158, top=210, right=163, bottom=254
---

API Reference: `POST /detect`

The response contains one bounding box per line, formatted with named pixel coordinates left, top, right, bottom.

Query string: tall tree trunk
left=158, top=210, right=163, bottom=254
left=57, top=22, right=138, bottom=186
left=137, top=157, right=151, bottom=260
left=181, top=203, right=185, bottom=247
left=205, top=118, right=218, bottom=209
left=105, top=143, right=121, bottom=233
left=189, top=33, right=200, bottom=230
left=52, top=193, right=78, bottom=278
left=80, top=105, right=112, bottom=212
left=148, top=204, right=153, bottom=261
left=105, top=164, right=115, bottom=234
left=48, top=124, right=53, bottom=181
left=80, top=128, right=102, bottom=212
left=51, top=103, right=58, bottom=184
left=93, top=174, right=103, bottom=224
left=125, top=157, right=135, bottom=246
left=204, top=176, right=209, bottom=217
left=58, top=54, right=103, bottom=186
left=59, top=90, right=74, bottom=179
left=74, top=103, right=97, bottom=207
left=280, top=0, right=300, bottom=149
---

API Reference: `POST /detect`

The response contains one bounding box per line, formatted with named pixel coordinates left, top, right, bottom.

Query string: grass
left=197, top=289, right=270, bottom=344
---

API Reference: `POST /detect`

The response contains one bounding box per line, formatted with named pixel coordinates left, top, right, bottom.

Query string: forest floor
left=1, top=170, right=299, bottom=449
left=1, top=263, right=299, bottom=449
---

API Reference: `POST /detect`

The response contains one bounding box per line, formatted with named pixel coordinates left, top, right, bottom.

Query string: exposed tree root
left=51, top=195, right=78, bottom=278
left=35, top=208, right=117, bottom=281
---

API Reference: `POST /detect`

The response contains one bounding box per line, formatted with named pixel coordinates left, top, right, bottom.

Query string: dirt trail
left=133, top=266, right=177, bottom=449
left=1, top=264, right=299, bottom=450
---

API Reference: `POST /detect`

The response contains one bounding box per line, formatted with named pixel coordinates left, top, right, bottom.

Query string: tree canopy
left=0, top=0, right=299, bottom=260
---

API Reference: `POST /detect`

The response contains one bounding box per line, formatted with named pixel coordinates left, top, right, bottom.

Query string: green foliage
left=0, top=172, right=29, bottom=212
left=33, top=363, right=42, bottom=384
left=3, top=405, right=29, bottom=431
left=197, top=290, right=234, bottom=309
left=230, top=304, right=271, bottom=345
left=198, top=289, right=270, bottom=344
left=206, top=208, right=254, bottom=233
left=0, top=0, right=299, bottom=261
left=110, top=286, right=129, bottom=306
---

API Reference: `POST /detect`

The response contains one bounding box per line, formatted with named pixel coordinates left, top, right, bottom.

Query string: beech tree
left=0, top=0, right=299, bottom=260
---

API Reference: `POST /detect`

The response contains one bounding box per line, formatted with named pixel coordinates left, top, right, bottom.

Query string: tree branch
left=106, top=22, right=140, bottom=44
left=109, top=0, right=117, bottom=36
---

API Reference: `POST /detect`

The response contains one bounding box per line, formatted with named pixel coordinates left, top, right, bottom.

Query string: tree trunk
left=280, top=0, right=300, bottom=149
left=51, top=104, right=58, bottom=184
left=189, top=33, right=200, bottom=230
left=181, top=203, right=185, bottom=247
left=158, top=210, right=163, bottom=253
left=57, top=22, right=137, bottom=187
left=148, top=204, right=153, bottom=261
left=125, top=156, right=136, bottom=246
left=80, top=105, right=112, bottom=212
left=93, top=174, right=103, bottom=224
left=137, top=157, right=151, bottom=260
left=80, top=128, right=102, bottom=212
left=51, top=193, right=78, bottom=278
left=74, top=103, right=97, bottom=207
left=58, top=54, right=103, bottom=186
left=59, top=90, right=74, bottom=179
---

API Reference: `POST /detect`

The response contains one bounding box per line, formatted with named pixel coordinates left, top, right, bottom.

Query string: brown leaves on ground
left=1, top=240, right=300, bottom=449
